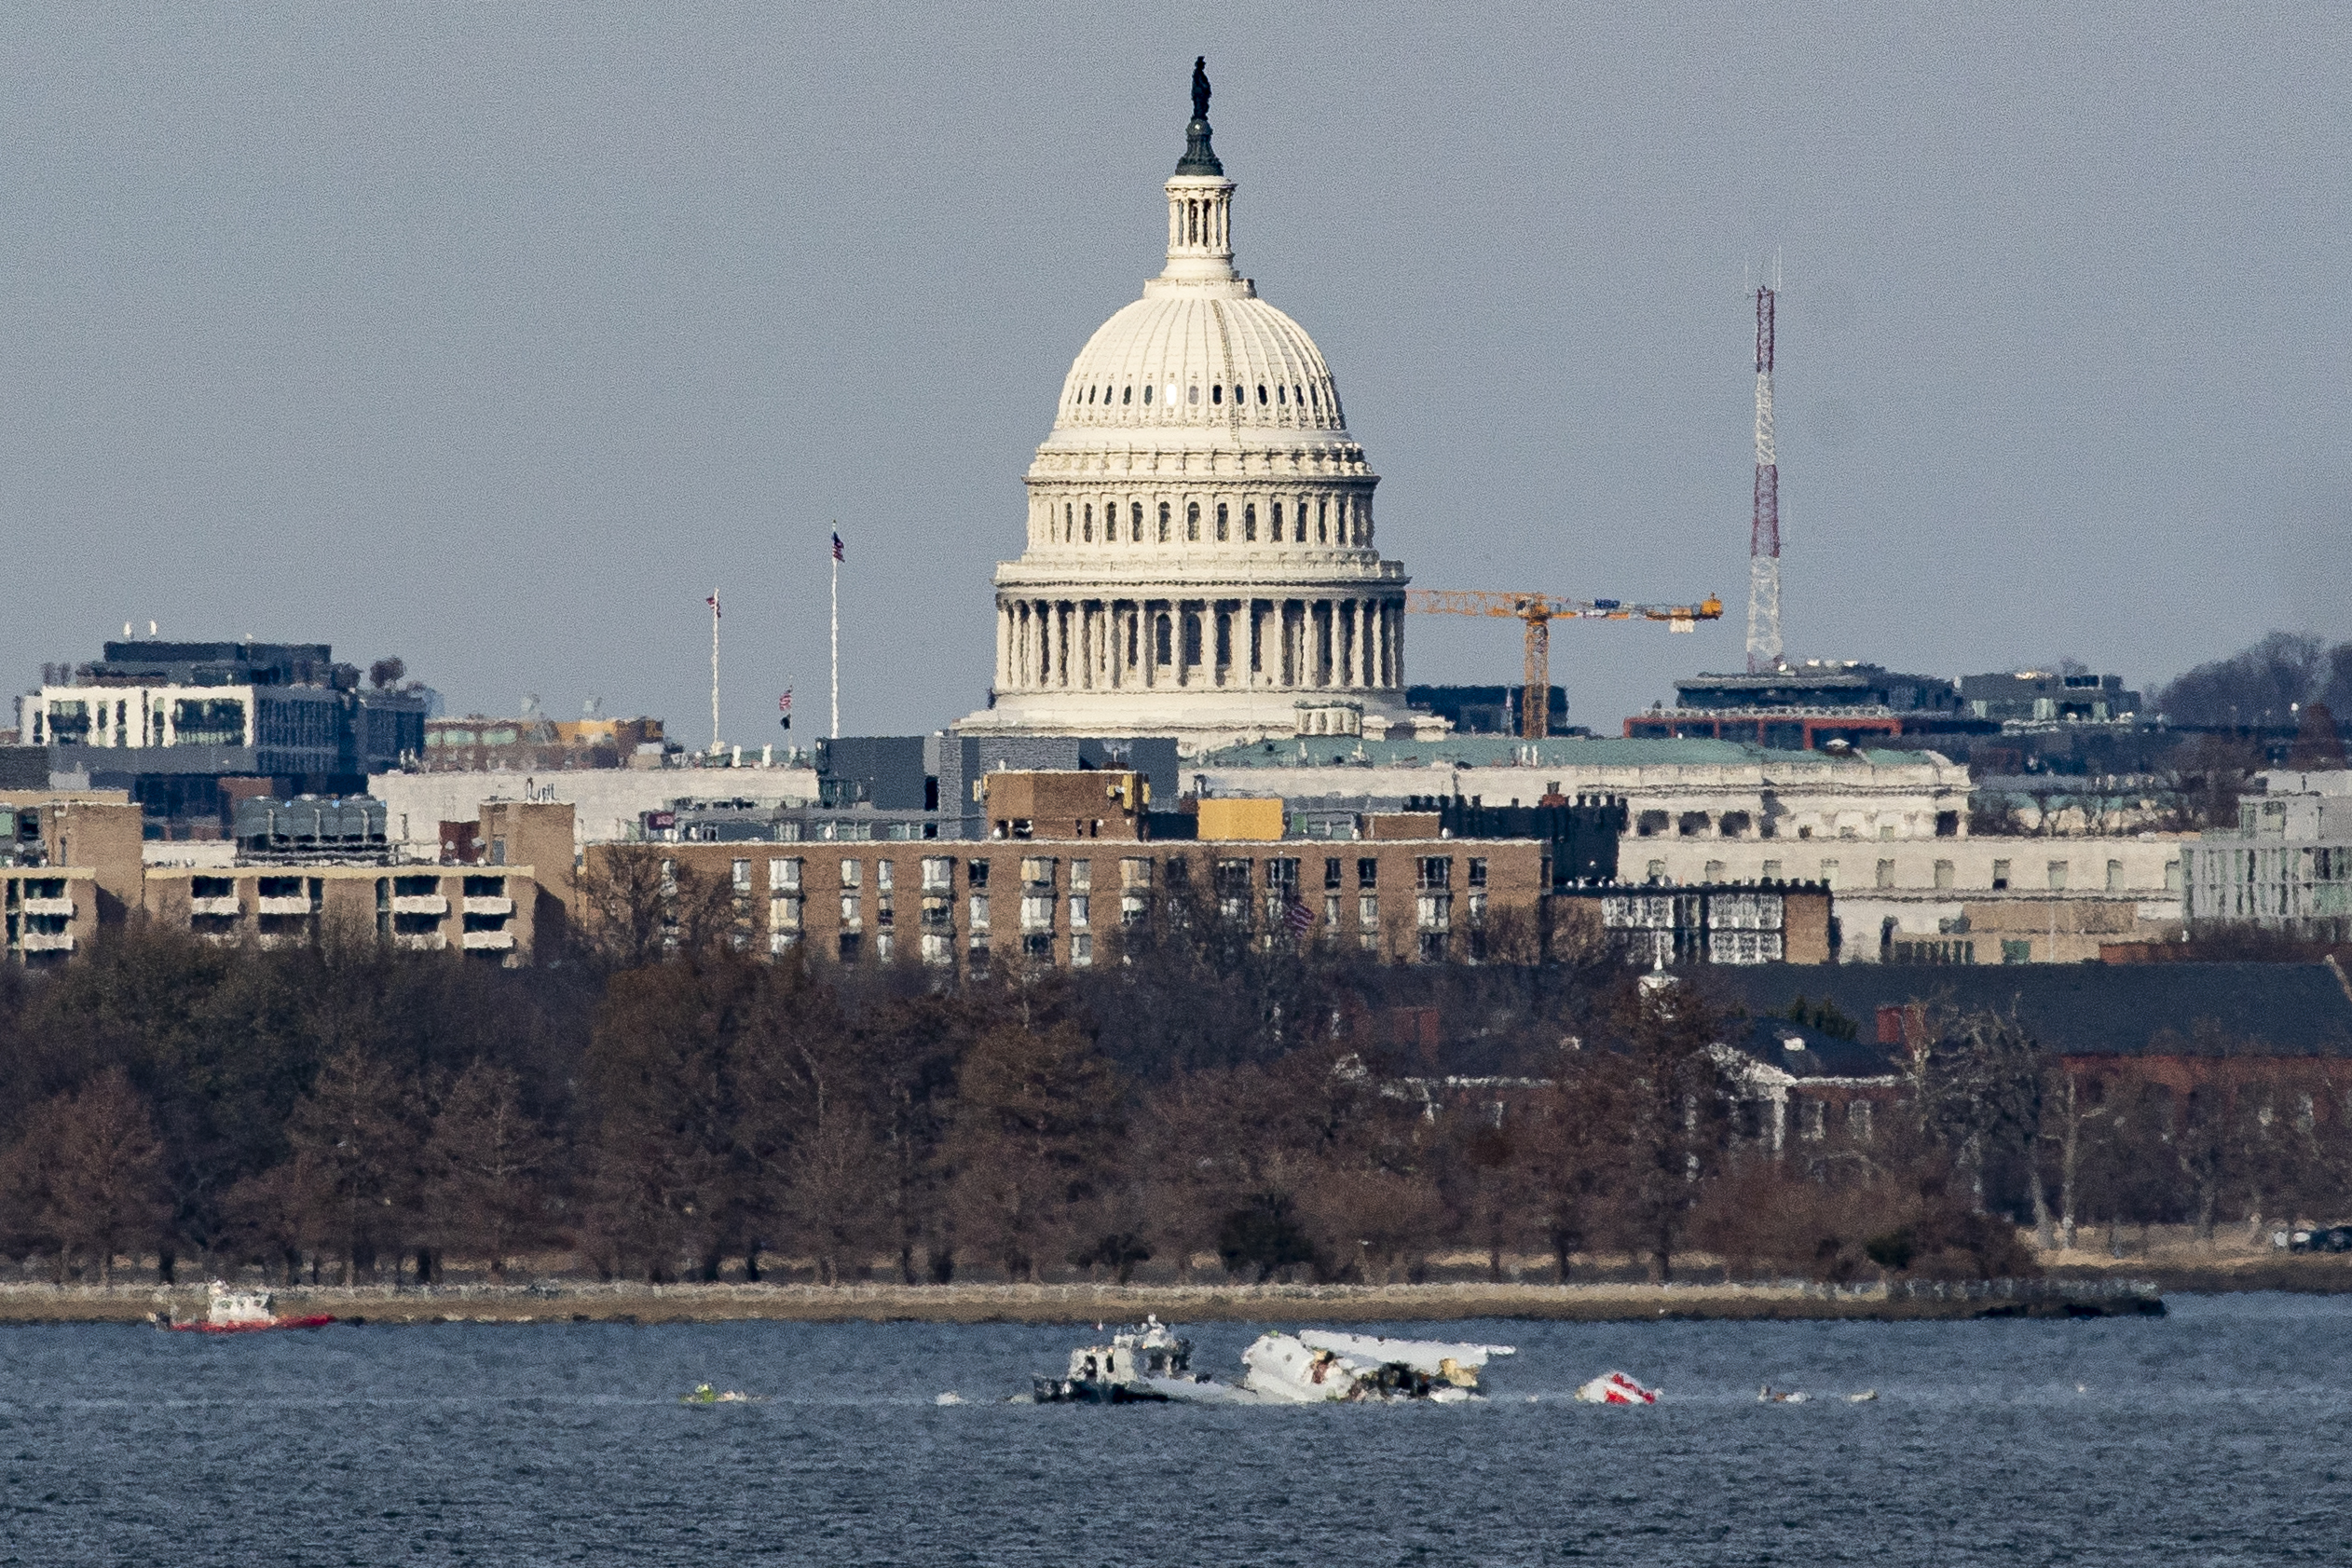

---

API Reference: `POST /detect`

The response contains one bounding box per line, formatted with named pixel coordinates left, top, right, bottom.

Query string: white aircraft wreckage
left=1025, top=1320, right=1516, bottom=1405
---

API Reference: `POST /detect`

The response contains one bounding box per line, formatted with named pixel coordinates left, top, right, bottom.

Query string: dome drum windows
left=1186, top=502, right=1200, bottom=542
left=1082, top=504, right=1092, bottom=543
left=1243, top=504, right=1256, bottom=542
left=1130, top=501, right=1142, bottom=542
left=1215, top=503, right=1228, bottom=542
left=1187, top=384, right=1199, bottom=404
left=1121, top=386, right=1132, bottom=405
left=1158, top=502, right=1171, bottom=542
left=1210, top=384, right=1223, bottom=404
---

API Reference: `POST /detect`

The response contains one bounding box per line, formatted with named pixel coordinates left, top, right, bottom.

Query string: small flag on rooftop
left=705, top=593, right=721, bottom=620
left=831, top=531, right=845, bottom=562
left=778, top=689, right=792, bottom=730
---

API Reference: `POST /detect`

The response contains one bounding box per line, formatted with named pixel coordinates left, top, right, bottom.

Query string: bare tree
left=7, top=1069, right=169, bottom=1284
left=422, top=1061, right=559, bottom=1281
left=287, top=1050, right=420, bottom=1285
left=576, top=846, right=738, bottom=970
left=1579, top=981, right=1730, bottom=1283
left=944, top=1016, right=1121, bottom=1281
left=1906, top=1004, right=2044, bottom=1220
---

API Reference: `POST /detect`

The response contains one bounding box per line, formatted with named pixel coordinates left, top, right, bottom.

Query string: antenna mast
left=1745, top=282, right=1783, bottom=673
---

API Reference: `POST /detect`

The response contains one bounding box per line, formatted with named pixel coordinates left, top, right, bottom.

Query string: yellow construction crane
left=1405, top=590, right=1725, bottom=740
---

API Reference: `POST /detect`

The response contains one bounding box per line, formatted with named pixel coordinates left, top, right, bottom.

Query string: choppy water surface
left=1, top=1294, right=2345, bottom=1565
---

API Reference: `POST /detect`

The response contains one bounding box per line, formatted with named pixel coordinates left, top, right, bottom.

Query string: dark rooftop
left=1712, top=963, right=2352, bottom=1057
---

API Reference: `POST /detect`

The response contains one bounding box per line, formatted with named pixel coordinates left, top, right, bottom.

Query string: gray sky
left=6, top=5, right=2346, bottom=742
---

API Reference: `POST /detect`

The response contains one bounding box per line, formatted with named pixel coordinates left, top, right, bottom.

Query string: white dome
left=1055, top=285, right=1346, bottom=435
left=964, top=75, right=1413, bottom=757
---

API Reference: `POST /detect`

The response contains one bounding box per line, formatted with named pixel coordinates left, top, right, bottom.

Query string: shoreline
left=0, top=1277, right=2186, bottom=1326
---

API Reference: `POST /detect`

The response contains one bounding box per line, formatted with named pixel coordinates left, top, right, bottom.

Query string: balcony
left=460, top=929, right=516, bottom=951
left=393, top=931, right=447, bottom=951
left=462, top=895, right=514, bottom=917
left=20, top=931, right=75, bottom=952
left=188, top=895, right=240, bottom=918
left=21, top=896, right=75, bottom=918
left=256, top=895, right=314, bottom=917
left=391, top=894, right=449, bottom=916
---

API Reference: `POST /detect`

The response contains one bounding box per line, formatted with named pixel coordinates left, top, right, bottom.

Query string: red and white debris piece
left=1574, top=1370, right=1660, bottom=1405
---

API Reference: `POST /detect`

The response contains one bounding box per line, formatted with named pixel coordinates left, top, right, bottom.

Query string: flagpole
left=710, top=588, right=721, bottom=755
left=829, top=524, right=841, bottom=739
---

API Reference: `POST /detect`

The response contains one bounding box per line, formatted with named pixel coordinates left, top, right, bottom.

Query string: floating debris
left=1023, top=1321, right=1516, bottom=1405
left=935, top=1392, right=964, bottom=1406
left=1759, top=1384, right=1809, bottom=1404
left=1847, top=1390, right=1879, bottom=1403
left=1575, top=1371, right=1660, bottom=1406
left=679, top=1383, right=759, bottom=1406
left=1238, top=1331, right=1515, bottom=1404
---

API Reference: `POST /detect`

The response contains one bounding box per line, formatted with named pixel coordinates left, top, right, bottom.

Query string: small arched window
left=1234, top=385, right=1244, bottom=404
left=1257, top=384, right=1268, bottom=404
left=1185, top=502, right=1199, bottom=541
left=1308, top=385, right=1320, bottom=410
left=1317, top=499, right=1328, bottom=544
left=1121, top=386, right=1131, bottom=405
left=1131, top=502, right=1143, bottom=541
left=1295, top=498, right=1307, bottom=543
left=1215, top=503, right=1228, bottom=541
left=1062, top=503, right=1073, bottom=541
left=1155, top=614, right=1172, bottom=665
left=1187, top=384, right=1199, bottom=404
left=1293, top=385, right=1304, bottom=408
left=1210, top=384, right=1223, bottom=404
left=1082, top=504, right=1092, bottom=543
left=1243, top=504, right=1256, bottom=541
left=1269, top=501, right=1281, bottom=539
left=1086, top=385, right=1096, bottom=404
left=1142, top=384, right=1153, bottom=405
left=1276, top=384, right=1286, bottom=406
left=1158, top=502, right=1171, bottom=542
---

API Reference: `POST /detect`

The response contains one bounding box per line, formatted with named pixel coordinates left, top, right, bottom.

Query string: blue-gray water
left=3, top=1295, right=2345, bottom=1565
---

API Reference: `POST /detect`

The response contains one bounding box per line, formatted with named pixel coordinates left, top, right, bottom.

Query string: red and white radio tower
left=1745, top=283, right=1783, bottom=673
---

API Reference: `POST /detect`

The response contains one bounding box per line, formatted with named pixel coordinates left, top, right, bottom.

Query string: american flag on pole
left=1284, top=899, right=1315, bottom=935
left=830, top=531, right=845, bottom=562
left=778, top=689, right=792, bottom=729
left=705, top=593, right=721, bottom=619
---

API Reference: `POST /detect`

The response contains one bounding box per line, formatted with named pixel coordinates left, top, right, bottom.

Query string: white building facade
left=2184, top=769, right=2352, bottom=939
left=962, top=75, right=1414, bottom=754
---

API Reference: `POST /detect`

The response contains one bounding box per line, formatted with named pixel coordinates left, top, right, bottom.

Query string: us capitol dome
left=961, top=61, right=1415, bottom=753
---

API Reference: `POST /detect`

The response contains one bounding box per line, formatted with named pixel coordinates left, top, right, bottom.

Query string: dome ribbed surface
left=1055, top=289, right=1345, bottom=434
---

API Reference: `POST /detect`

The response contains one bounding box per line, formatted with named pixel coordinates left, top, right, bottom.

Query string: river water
left=1, top=1293, right=2343, bottom=1565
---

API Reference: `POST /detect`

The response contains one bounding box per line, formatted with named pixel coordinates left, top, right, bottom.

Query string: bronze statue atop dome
left=1176, top=56, right=1224, bottom=176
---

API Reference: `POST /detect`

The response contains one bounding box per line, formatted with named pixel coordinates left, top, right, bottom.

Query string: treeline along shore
left=2, top=885, right=2348, bottom=1308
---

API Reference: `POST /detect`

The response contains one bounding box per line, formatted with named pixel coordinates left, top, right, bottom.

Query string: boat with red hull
left=161, top=1284, right=335, bottom=1334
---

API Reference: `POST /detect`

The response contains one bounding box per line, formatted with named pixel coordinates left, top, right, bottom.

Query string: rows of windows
left=1046, top=492, right=1370, bottom=548
left=740, top=852, right=1487, bottom=964
left=1072, top=377, right=1332, bottom=416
